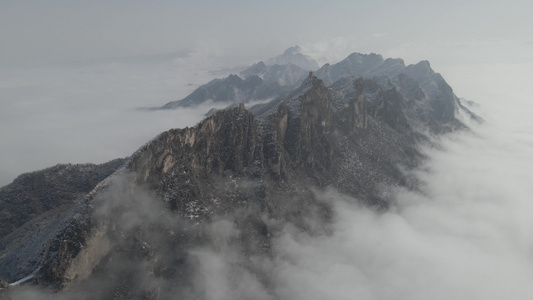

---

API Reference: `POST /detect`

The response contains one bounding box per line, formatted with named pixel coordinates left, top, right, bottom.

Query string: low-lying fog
left=0, top=53, right=248, bottom=186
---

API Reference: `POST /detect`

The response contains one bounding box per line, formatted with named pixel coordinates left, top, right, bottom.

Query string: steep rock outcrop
left=0, top=160, right=124, bottom=240
left=402, top=60, right=458, bottom=123
left=315, top=52, right=387, bottom=86
left=0, top=159, right=125, bottom=285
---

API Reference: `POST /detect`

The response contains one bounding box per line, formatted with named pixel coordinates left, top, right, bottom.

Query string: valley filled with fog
left=0, top=55, right=235, bottom=186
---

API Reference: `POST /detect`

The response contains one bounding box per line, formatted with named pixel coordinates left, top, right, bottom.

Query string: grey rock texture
left=0, top=160, right=125, bottom=240
left=0, top=159, right=125, bottom=284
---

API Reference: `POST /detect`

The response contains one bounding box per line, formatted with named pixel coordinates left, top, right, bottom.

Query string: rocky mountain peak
left=314, top=52, right=386, bottom=86
left=403, top=60, right=435, bottom=82
left=346, top=52, right=383, bottom=64
left=286, top=71, right=323, bottom=98
left=243, top=61, right=267, bottom=74
left=266, top=46, right=319, bottom=71
left=283, top=45, right=302, bottom=55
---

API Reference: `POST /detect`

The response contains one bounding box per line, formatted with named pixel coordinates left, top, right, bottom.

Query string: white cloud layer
left=268, top=116, right=533, bottom=299
left=0, top=56, right=238, bottom=186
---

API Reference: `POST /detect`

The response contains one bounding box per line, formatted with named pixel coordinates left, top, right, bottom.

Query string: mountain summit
left=0, top=50, right=478, bottom=298
left=266, top=46, right=320, bottom=71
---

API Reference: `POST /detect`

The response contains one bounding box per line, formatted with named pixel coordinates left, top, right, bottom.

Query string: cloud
left=0, top=57, right=238, bottom=187
left=266, top=99, right=533, bottom=299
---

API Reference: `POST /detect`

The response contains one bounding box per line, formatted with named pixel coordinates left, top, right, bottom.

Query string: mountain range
left=0, top=47, right=478, bottom=299
left=160, top=46, right=318, bottom=109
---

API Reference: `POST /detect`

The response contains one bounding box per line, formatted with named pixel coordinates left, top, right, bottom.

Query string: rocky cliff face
left=0, top=159, right=124, bottom=286
left=0, top=160, right=125, bottom=241
left=0, top=52, right=478, bottom=298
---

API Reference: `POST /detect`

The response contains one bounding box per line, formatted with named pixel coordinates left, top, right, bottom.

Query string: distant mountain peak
left=266, top=46, right=319, bottom=71
left=346, top=52, right=383, bottom=62
left=283, top=45, right=302, bottom=55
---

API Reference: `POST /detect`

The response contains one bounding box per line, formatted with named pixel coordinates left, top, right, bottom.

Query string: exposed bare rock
left=0, top=159, right=125, bottom=285
left=0, top=277, right=7, bottom=288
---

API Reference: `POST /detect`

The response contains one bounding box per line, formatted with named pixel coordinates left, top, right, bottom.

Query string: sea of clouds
left=0, top=51, right=246, bottom=187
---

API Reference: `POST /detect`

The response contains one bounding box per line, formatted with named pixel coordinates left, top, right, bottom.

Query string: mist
left=269, top=116, right=533, bottom=299
left=0, top=54, right=246, bottom=187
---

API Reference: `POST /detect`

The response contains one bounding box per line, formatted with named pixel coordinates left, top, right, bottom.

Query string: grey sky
left=0, top=0, right=531, bottom=67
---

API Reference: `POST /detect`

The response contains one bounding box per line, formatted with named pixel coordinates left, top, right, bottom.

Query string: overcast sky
left=1, top=0, right=531, bottom=66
